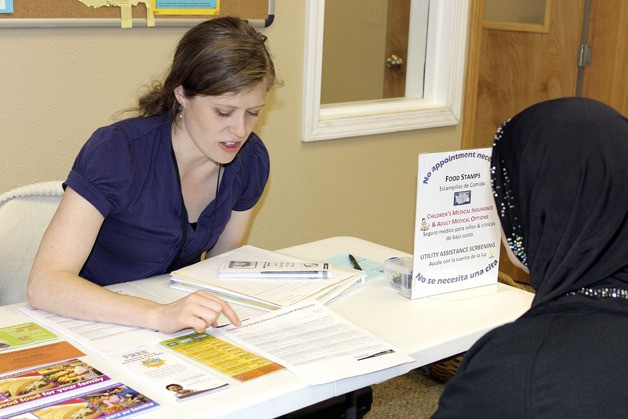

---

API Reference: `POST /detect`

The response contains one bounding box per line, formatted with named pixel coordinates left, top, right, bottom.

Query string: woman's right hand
left=29, top=187, right=241, bottom=335
left=150, top=291, right=241, bottom=334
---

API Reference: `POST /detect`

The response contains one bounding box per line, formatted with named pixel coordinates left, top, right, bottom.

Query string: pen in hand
left=348, top=254, right=363, bottom=271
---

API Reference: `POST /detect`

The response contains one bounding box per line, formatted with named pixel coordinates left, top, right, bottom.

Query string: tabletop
left=0, top=236, right=533, bottom=418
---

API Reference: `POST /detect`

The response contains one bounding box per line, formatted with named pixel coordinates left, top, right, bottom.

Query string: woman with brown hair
left=28, top=17, right=277, bottom=334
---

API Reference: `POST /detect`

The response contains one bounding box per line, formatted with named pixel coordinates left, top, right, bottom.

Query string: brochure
left=0, top=323, right=57, bottom=352
left=107, top=345, right=228, bottom=402
left=0, top=357, right=113, bottom=416
left=160, top=332, right=284, bottom=382
left=5, top=383, right=158, bottom=419
left=0, top=342, right=85, bottom=376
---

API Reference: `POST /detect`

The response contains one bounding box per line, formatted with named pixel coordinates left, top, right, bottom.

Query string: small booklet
left=106, top=344, right=229, bottom=402
left=218, top=260, right=331, bottom=279
left=0, top=322, right=57, bottom=351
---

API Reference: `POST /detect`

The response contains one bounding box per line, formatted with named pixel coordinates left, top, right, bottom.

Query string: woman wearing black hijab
left=433, top=98, right=628, bottom=418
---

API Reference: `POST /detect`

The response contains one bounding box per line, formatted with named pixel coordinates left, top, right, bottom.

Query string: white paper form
left=19, top=284, right=186, bottom=355
left=170, top=246, right=365, bottom=310
left=216, top=299, right=414, bottom=385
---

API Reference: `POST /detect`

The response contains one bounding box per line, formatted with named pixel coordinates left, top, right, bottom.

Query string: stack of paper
left=170, top=246, right=366, bottom=311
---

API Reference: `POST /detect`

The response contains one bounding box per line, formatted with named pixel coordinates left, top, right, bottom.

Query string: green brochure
left=0, top=322, right=57, bottom=350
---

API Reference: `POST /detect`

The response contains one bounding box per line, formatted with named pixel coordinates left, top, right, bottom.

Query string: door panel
left=463, top=0, right=585, bottom=283
left=461, top=0, right=624, bottom=283
left=473, top=0, right=585, bottom=149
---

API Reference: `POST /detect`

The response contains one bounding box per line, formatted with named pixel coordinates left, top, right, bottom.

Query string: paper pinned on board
left=76, top=0, right=154, bottom=27
left=0, top=0, right=14, bottom=14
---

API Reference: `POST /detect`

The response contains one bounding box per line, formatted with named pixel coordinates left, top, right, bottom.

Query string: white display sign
left=410, top=148, right=501, bottom=299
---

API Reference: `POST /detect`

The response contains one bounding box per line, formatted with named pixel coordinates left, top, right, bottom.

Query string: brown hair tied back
left=137, top=16, right=277, bottom=121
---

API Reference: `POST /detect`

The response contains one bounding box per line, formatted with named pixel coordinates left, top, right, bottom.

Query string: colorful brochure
left=5, top=383, right=158, bottom=418
left=0, top=323, right=57, bottom=352
left=160, top=332, right=284, bottom=382
left=107, top=345, right=228, bottom=402
left=0, top=342, right=85, bottom=376
left=0, top=357, right=113, bottom=416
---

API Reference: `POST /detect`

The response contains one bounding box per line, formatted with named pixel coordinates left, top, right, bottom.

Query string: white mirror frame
left=302, top=0, right=470, bottom=142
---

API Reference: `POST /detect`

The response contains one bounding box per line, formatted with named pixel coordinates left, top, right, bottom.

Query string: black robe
left=433, top=98, right=628, bottom=418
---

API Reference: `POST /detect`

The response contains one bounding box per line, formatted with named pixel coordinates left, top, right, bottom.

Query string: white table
left=1, top=237, right=533, bottom=418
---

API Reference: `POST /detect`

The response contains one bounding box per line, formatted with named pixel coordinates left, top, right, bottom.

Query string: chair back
left=0, top=181, right=64, bottom=305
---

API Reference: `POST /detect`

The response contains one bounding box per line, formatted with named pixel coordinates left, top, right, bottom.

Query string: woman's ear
left=174, top=86, right=186, bottom=108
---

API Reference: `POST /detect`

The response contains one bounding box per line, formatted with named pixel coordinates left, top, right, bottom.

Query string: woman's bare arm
left=28, top=187, right=239, bottom=333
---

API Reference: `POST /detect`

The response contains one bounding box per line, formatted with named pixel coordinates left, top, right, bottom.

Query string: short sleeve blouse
left=65, top=113, right=270, bottom=285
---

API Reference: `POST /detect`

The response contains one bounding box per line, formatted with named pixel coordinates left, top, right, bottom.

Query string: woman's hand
left=29, top=187, right=241, bottom=335
left=151, top=291, right=241, bottom=334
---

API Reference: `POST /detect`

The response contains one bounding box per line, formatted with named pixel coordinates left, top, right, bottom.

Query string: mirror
left=303, top=0, right=470, bottom=142
left=321, top=0, right=415, bottom=104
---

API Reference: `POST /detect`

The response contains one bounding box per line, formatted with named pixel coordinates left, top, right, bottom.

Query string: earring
left=178, top=105, right=184, bottom=119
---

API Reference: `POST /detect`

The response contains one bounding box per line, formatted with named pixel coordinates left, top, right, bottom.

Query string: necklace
left=567, top=287, right=628, bottom=299
left=168, top=148, right=222, bottom=271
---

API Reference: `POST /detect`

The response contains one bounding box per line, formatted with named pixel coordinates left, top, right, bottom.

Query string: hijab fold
left=491, top=98, right=628, bottom=306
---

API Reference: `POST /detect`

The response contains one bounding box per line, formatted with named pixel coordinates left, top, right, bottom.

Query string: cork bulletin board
left=0, top=0, right=275, bottom=28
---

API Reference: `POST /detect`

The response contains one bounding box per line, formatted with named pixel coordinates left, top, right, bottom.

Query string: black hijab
left=491, top=97, right=628, bottom=306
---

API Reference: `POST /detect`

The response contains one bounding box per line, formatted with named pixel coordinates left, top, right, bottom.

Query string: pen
left=348, top=254, right=363, bottom=271
left=216, top=318, right=249, bottom=328
left=357, top=349, right=394, bottom=361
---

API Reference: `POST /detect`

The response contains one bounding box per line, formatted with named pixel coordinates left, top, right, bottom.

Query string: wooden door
left=383, top=0, right=411, bottom=98
left=471, top=0, right=585, bottom=150
left=462, top=0, right=585, bottom=283
left=462, top=0, right=626, bottom=283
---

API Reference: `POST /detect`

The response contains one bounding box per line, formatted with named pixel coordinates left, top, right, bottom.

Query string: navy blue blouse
left=65, top=113, right=270, bottom=286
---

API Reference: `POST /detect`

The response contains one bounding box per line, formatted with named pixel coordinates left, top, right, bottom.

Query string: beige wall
left=0, top=1, right=462, bottom=255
